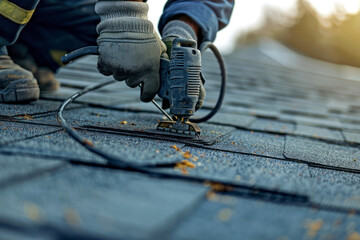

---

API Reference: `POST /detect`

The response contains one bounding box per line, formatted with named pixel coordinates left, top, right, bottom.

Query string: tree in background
left=236, top=0, right=360, bottom=68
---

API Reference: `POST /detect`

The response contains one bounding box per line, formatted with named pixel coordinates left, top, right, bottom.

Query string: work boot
left=7, top=43, right=60, bottom=92
left=34, top=67, right=60, bottom=92
left=0, top=46, right=40, bottom=103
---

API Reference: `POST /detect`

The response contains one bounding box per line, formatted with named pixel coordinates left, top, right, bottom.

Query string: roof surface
left=1, top=40, right=360, bottom=239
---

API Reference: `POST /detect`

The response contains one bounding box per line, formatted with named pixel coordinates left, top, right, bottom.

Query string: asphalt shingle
left=343, top=131, right=360, bottom=144
left=0, top=228, right=50, bottom=240
left=0, top=165, right=208, bottom=240
left=0, top=154, right=65, bottom=187
left=208, top=112, right=255, bottom=128
left=0, top=100, right=64, bottom=117
left=169, top=195, right=360, bottom=240
left=307, top=167, right=360, bottom=210
left=294, top=124, right=344, bottom=141
left=249, top=119, right=295, bottom=134
left=282, top=115, right=343, bottom=130
left=0, top=121, right=60, bottom=145
left=0, top=130, right=186, bottom=165
left=169, top=147, right=310, bottom=194
left=284, top=136, right=360, bottom=170
left=211, top=129, right=286, bottom=159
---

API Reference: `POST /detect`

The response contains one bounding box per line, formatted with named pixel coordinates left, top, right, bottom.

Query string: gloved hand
left=162, top=20, right=206, bottom=111
left=95, top=1, right=167, bottom=102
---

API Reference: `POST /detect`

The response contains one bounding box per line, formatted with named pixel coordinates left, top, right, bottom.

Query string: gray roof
left=1, top=40, right=360, bottom=239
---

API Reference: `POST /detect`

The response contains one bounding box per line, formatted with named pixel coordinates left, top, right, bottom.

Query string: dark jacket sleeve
left=159, top=0, right=234, bottom=43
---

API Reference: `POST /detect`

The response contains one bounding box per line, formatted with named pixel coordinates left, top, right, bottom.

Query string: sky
left=148, top=0, right=360, bottom=54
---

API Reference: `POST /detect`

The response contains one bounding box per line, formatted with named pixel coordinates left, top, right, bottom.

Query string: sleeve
left=158, top=0, right=234, bottom=43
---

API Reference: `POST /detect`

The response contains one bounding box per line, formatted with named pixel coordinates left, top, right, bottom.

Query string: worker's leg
left=0, top=0, right=39, bottom=46
left=0, top=0, right=40, bottom=103
left=11, top=0, right=99, bottom=72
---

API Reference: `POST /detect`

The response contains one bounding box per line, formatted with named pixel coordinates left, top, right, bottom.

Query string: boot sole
left=0, top=78, right=40, bottom=103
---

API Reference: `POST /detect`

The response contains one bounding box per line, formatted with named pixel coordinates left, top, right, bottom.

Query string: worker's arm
left=159, top=0, right=234, bottom=43
left=159, top=1, right=233, bottom=110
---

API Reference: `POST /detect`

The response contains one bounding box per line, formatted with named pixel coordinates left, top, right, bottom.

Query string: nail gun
left=157, top=38, right=201, bottom=136
left=61, top=38, right=226, bottom=137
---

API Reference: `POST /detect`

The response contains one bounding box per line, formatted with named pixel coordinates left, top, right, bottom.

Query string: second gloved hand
left=95, top=0, right=166, bottom=102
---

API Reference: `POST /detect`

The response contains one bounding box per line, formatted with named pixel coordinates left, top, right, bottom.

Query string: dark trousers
left=1, top=0, right=99, bottom=71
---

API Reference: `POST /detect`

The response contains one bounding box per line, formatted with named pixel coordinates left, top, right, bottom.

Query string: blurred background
left=149, top=0, right=360, bottom=67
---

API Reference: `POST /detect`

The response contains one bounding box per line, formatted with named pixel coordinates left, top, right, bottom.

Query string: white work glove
left=95, top=0, right=167, bottom=102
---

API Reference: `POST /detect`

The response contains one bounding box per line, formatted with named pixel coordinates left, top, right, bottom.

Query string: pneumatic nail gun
left=157, top=38, right=202, bottom=136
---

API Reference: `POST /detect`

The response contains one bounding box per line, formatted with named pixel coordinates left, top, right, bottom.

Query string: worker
left=0, top=0, right=234, bottom=107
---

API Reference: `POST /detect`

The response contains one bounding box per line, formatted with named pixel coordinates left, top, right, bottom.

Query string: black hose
left=191, top=41, right=227, bottom=123
left=56, top=77, right=177, bottom=168
left=61, top=46, right=98, bottom=64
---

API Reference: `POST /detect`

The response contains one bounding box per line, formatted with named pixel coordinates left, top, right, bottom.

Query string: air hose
left=192, top=42, right=226, bottom=123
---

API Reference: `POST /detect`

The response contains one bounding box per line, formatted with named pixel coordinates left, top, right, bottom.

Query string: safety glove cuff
left=162, top=20, right=197, bottom=57
left=162, top=20, right=198, bottom=42
left=95, top=1, right=153, bottom=37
